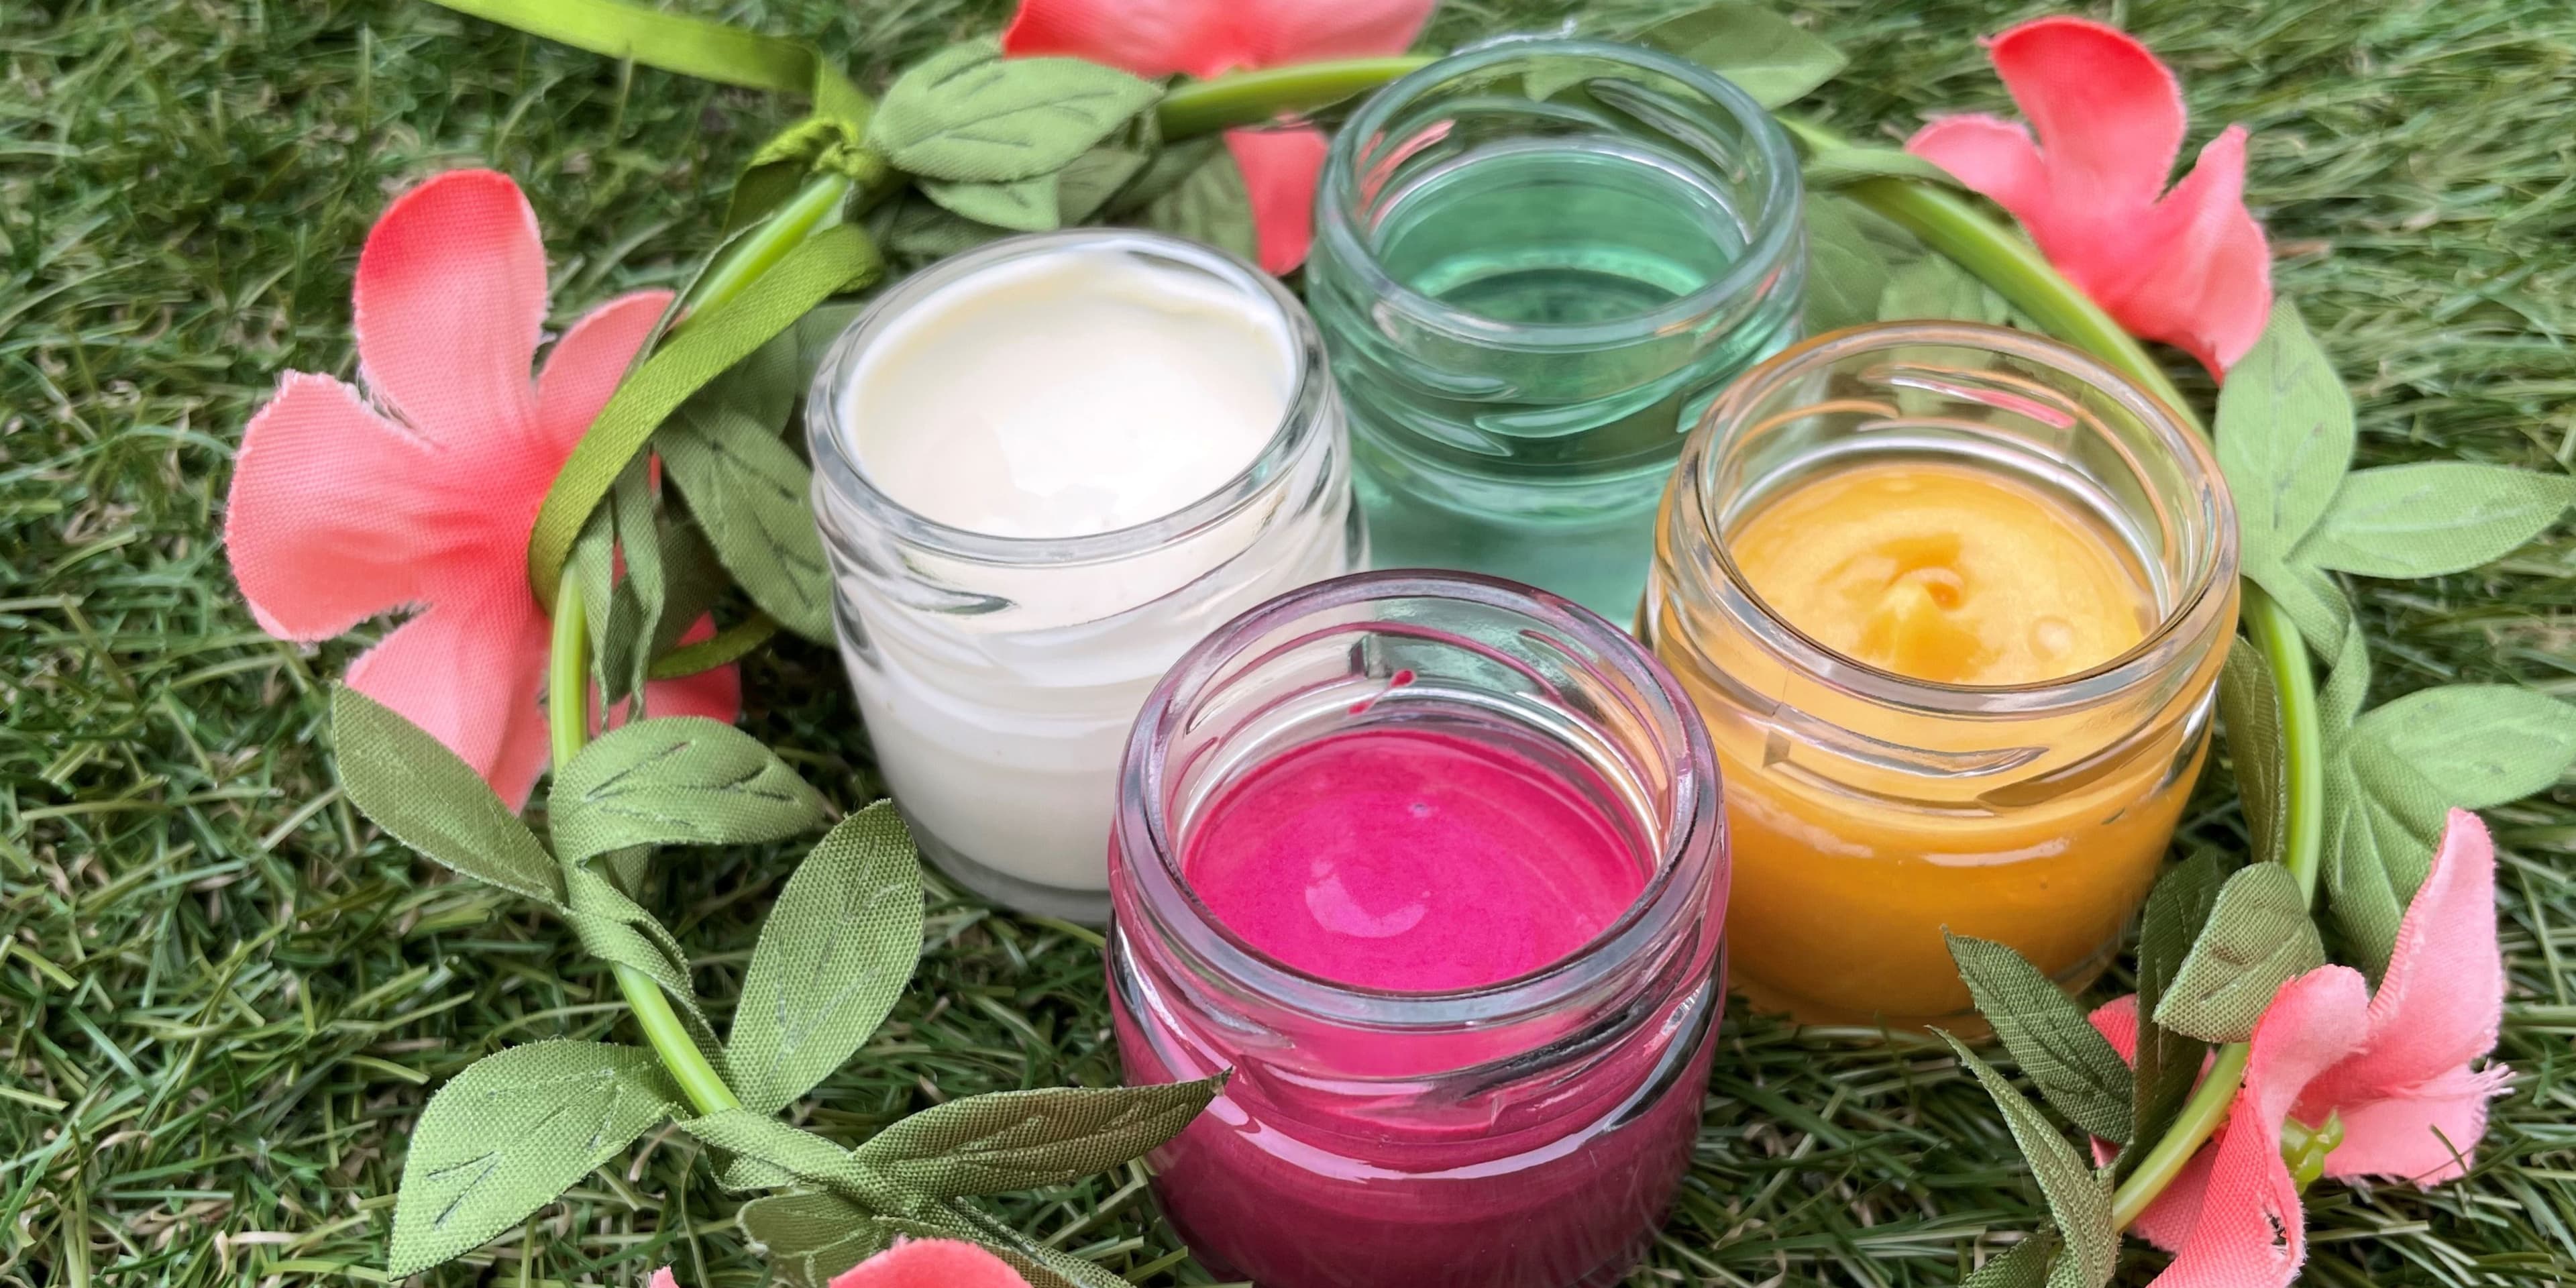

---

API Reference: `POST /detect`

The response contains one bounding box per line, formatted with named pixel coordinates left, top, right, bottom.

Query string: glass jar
left=1644, top=323, right=2239, bottom=1027
left=1109, top=572, right=1726, bottom=1288
left=1307, top=37, right=1805, bottom=622
left=807, top=229, right=1359, bottom=923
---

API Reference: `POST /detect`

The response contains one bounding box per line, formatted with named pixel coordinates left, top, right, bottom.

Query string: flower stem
left=550, top=582, right=742, bottom=1118
left=1156, top=56, right=1434, bottom=138
left=685, top=172, right=853, bottom=318
left=1825, top=138, right=2331, bottom=1228
left=2112, top=1041, right=2250, bottom=1228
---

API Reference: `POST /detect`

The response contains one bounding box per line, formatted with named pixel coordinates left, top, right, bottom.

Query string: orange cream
left=1646, top=323, right=2239, bottom=1028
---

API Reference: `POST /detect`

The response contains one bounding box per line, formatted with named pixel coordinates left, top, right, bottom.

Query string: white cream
left=812, top=236, right=1356, bottom=916
left=849, top=250, right=1293, bottom=539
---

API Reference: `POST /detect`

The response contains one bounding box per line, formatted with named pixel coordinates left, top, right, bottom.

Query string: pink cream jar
left=1108, top=572, right=1727, bottom=1288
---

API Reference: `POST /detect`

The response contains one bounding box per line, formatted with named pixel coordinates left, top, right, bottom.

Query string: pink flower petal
left=2090, top=992, right=2141, bottom=1059
left=2299, top=810, right=2508, bottom=1179
left=535, top=290, right=675, bottom=459
left=1906, top=115, right=2051, bottom=217
left=648, top=1269, right=680, bottom=1288
left=354, top=170, right=548, bottom=451
left=1235, top=0, right=1436, bottom=68
left=828, top=1238, right=1032, bottom=1288
left=226, top=372, right=485, bottom=641
left=1988, top=17, right=2186, bottom=216
left=343, top=573, right=554, bottom=810
left=1002, top=0, right=1226, bottom=78
left=2318, top=1064, right=2512, bottom=1184
left=1225, top=125, right=1331, bottom=274
left=2094, top=126, right=2273, bottom=374
left=2153, top=967, right=2370, bottom=1288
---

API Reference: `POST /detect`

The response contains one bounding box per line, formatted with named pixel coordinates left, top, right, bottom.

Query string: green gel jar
left=1309, top=37, right=1805, bottom=621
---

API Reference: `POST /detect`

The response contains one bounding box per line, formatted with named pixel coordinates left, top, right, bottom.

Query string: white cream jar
left=807, top=229, right=1358, bottom=921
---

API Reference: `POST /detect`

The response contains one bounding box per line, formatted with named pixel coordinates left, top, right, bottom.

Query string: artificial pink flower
left=645, top=1238, right=1032, bottom=1288
left=1905, top=17, right=2272, bottom=376
left=2090, top=810, right=2510, bottom=1286
left=226, top=170, right=739, bottom=810
left=1001, top=0, right=1436, bottom=274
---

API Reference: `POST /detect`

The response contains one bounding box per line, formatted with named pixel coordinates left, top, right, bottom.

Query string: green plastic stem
left=549, top=582, right=742, bottom=1118
left=1155, top=56, right=1436, bottom=138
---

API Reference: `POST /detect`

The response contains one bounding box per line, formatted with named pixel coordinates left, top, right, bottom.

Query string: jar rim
left=805, top=228, right=1334, bottom=568
left=1674, top=321, right=2241, bottom=716
left=1313, top=36, right=1806, bottom=353
left=1116, top=570, right=1724, bottom=1030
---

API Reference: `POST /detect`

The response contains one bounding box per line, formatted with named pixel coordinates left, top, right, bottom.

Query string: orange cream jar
left=1645, top=324, right=2238, bottom=1027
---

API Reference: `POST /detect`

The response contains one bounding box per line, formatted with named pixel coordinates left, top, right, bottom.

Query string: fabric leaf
left=2217, top=641, right=2289, bottom=868
left=736, top=1190, right=890, bottom=1288
left=609, top=460, right=665, bottom=707
left=1939, top=1036, right=2118, bottom=1288
left=2255, top=555, right=2352, bottom=658
left=727, top=804, right=925, bottom=1114
left=547, top=715, right=826, bottom=865
left=2127, top=853, right=2222, bottom=1176
left=1803, top=195, right=1891, bottom=333
left=676, top=1109, right=906, bottom=1210
left=1962, top=1232, right=2064, bottom=1288
left=1880, top=255, right=2012, bottom=325
left=2155, top=863, right=2326, bottom=1042
left=1945, top=934, right=2133, bottom=1144
left=867, top=39, right=1161, bottom=183
left=2351, top=684, right=2576, bottom=828
left=1055, top=147, right=1148, bottom=222
left=387, top=1041, right=682, bottom=1275
left=2216, top=301, right=2354, bottom=574
left=853, top=1079, right=1222, bottom=1202
left=2298, top=462, right=2576, bottom=578
left=2326, top=758, right=2410, bottom=977
left=331, top=685, right=562, bottom=906
left=1640, top=2, right=1847, bottom=108
left=921, top=174, right=1062, bottom=232
left=561, top=863, right=728, bottom=1061
left=656, top=374, right=835, bottom=641
left=1137, top=147, right=1258, bottom=262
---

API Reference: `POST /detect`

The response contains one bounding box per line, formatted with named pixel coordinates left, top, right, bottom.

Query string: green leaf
left=2249, top=555, right=2352, bottom=658
left=737, top=1190, right=890, bottom=1288
left=1963, top=1232, right=2064, bottom=1288
left=2154, top=863, right=2326, bottom=1042
left=330, top=685, right=562, bottom=906
left=609, top=459, right=665, bottom=708
left=881, top=195, right=1010, bottom=260
left=2126, top=853, right=2222, bottom=1177
left=1055, top=147, right=1148, bottom=223
left=2352, top=684, right=2576, bottom=823
left=2298, top=462, right=2576, bottom=578
left=548, top=716, right=827, bottom=865
left=679, top=1109, right=907, bottom=1208
left=572, top=464, right=643, bottom=705
left=388, top=1042, right=682, bottom=1275
left=2218, top=642, right=2288, bottom=868
left=1136, top=146, right=1258, bottom=262
left=1880, top=254, right=2012, bottom=325
left=1803, top=195, right=1891, bottom=333
left=1106, top=136, right=1223, bottom=216
left=644, top=516, right=731, bottom=667
left=728, top=804, right=924, bottom=1114
left=1640, top=2, right=1848, bottom=108
left=2324, top=759, right=2409, bottom=976
left=868, top=39, right=1161, bottom=183
left=657, top=376, right=835, bottom=642
left=1805, top=144, right=1961, bottom=190
left=2318, top=618, right=2371, bottom=734
left=921, top=173, right=1061, bottom=232
left=1938, top=1035, right=2118, bottom=1288
left=1944, top=935, right=2132, bottom=1144
left=2216, top=301, right=2355, bottom=572
left=853, top=1078, right=1222, bottom=1201
left=561, top=863, right=728, bottom=1060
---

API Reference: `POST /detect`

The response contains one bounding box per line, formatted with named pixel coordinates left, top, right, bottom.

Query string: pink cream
left=1183, top=727, right=1646, bottom=991
left=1112, top=726, right=1714, bottom=1288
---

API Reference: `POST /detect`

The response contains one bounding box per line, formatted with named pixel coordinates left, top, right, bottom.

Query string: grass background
left=7, top=0, right=2576, bottom=1283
